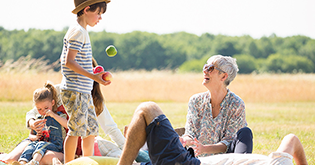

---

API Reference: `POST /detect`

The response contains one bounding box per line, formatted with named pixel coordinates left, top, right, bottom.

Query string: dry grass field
left=0, top=70, right=315, bottom=164
left=1, top=70, right=315, bottom=103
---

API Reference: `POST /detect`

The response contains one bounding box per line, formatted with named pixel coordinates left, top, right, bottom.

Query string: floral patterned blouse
left=184, top=89, right=247, bottom=157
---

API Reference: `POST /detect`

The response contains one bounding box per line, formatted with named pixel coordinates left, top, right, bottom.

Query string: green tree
left=1, top=27, right=315, bottom=73
left=114, top=31, right=170, bottom=70
left=280, top=35, right=310, bottom=54
left=299, top=40, right=315, bottom=71
left=257, top=36, right=275, bottom=58
left=179, top=59, right=203, bottom=73
left=248, top=41, right=260, bottom=58
left=89, top=31, right=117, bottom=70
left=234, top=54, right=257, bottom=74
left=265, top=54, right=314, bottom=73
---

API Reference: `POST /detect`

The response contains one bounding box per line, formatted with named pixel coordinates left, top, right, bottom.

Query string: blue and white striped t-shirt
left=60, top=24, right=93, bottom=94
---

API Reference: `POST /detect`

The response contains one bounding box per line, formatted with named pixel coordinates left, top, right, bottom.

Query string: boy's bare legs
left=82, top=135, right=95, bottom=156
left=118, top=102, right=163, bottom=165
left=64, top=135, right=78, bottom=163
left=276, top=134, right=308, bottom=165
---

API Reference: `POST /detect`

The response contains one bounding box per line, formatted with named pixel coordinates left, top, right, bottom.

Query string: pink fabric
left=94, top=139, right=102, bottom=156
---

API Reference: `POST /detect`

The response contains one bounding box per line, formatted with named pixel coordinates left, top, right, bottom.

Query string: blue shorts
left=144, top=114, right=200, bottom=165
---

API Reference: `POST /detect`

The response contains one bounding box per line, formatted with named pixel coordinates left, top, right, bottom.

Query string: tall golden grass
left=1, top=70, right=315, bottom=103
left=103, top=71, right=315, bottom=103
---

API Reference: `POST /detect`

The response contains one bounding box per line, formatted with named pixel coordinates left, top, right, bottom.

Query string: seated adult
left=118, top=101, right=308, bottom=165
left=182, top=55, right=252, bottom=156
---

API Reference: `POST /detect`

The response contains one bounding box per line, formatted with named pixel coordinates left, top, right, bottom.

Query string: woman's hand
left=29, top=119, right=46, bottom=133
left=191, top=138, right=205, bottom=157
left=29, top=130, right=43, bottom=141
left=35, top=132, right=43, bottom=141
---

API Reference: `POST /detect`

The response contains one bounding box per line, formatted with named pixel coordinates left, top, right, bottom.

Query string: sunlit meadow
left=0, top=65, right=314, bottom=163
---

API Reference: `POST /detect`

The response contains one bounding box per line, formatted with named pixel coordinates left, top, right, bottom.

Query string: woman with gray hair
left=181, top=55, right=253, bottom=157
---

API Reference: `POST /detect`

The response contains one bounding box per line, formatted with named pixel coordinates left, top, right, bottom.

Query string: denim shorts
left=144, top=114, right=200, bottom=165
left=19, top=116, right=63, bottom=162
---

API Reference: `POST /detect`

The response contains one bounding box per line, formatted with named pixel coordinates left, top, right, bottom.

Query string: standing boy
left=60, top=0, right=111, bottom=163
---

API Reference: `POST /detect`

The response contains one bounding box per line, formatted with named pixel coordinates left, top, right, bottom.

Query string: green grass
left=0, top=102, right=34, bottom=151
left=246, top=102, right=315, bottom=164
left=1, top=101, right=314, bottom=164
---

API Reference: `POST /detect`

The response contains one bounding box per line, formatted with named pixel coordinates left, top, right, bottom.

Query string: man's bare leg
left=276, top=134, right=308, bottom=165
left=118, top=102, right=163, bottom=165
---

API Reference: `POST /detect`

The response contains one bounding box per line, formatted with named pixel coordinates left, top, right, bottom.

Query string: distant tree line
left=0, top=26, right=314, bottom=73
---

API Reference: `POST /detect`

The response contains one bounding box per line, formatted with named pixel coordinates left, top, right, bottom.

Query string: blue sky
left=1, top=0, right=315, bottom=39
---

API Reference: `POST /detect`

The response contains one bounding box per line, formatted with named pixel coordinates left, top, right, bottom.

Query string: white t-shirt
left=199, top=152, right=293, bottom=165
left=60, top=23, right=94, bottom=94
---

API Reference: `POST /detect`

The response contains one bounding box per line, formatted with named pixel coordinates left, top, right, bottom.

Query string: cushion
left=65, top=156, right=119, bottom=165
left=94, top=139, right=102, bottom=156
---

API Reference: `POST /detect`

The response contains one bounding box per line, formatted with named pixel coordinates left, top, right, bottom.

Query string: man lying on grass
left=118, top=101, right=308, bottom=165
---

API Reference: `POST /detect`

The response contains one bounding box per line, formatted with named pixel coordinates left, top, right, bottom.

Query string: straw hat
left=72, top=0, right=111, bottom=14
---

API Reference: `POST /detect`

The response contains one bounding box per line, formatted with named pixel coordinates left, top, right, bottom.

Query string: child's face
left=35, top=99, right=55, bottom=116
left=86, top=7, right=103, bottom=27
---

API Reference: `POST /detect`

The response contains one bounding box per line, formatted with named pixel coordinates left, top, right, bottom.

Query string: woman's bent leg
left=39, top=150, right=64, bottom=165
left=227, top=127, right=253, bottom=153
left=1, top=140, right=30, bottom=164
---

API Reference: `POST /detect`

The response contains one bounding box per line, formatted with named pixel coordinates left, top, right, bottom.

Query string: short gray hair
left=207, top=55, right=239, bottom=86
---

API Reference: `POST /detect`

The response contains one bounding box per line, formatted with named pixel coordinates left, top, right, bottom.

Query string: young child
left=60, top=0, right=111, bottom=163
left=17, top=82, right=68, bottom=165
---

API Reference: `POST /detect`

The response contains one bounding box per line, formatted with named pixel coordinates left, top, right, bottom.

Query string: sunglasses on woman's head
left=203, top=64, right=225, bottom=73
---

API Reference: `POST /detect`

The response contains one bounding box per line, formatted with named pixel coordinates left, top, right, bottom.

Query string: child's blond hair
left=33, top=81, right=58, bottom=113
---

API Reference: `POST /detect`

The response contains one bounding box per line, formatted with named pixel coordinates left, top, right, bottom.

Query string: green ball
left=106, top=45, right=117, bottom=57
